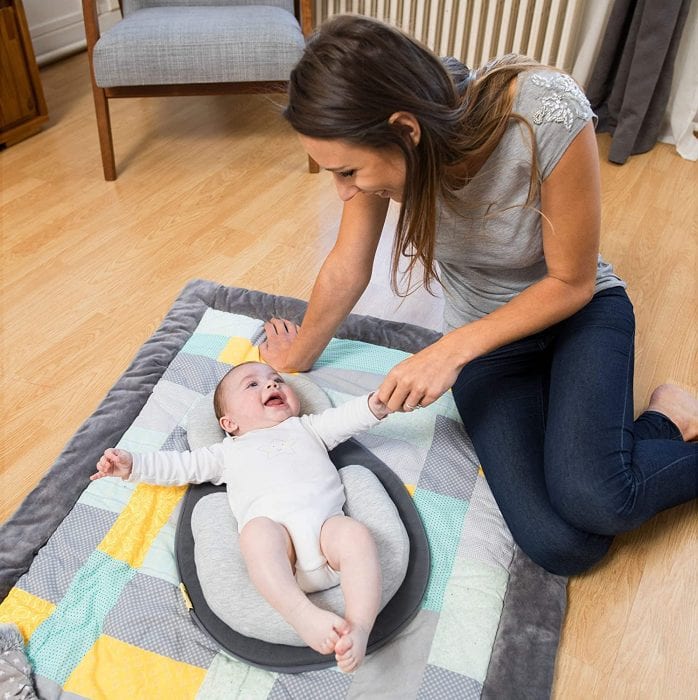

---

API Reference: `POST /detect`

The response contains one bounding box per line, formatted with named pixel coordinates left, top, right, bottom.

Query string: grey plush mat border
left=0, top=279, right=566, bottom=697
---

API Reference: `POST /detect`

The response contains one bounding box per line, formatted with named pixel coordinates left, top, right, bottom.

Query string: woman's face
left=298, top=135, right=407, bottom=202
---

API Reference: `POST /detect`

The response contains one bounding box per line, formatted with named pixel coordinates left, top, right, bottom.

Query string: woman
left=261, top=15, right=697, bottom=576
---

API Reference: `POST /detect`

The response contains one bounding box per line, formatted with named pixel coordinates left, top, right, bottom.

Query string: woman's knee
left=546, top=470, right=636, bottom=536
left=511, top=519, right=613, bottom=577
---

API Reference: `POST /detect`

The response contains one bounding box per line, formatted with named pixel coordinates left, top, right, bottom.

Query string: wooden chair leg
left=90, top=85, right=116, bottom=180
left=308, top=154, right=319, bottom=173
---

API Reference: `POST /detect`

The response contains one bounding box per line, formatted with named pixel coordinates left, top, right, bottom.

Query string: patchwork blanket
left=0, top=280, right=566, bottom=699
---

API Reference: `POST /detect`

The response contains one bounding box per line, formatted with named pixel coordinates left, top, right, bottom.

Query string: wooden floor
left=1, top=52, right=696, bottom=698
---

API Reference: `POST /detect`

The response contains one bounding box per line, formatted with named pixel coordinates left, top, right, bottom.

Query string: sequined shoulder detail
left=530, top=73, right=593, bottom=131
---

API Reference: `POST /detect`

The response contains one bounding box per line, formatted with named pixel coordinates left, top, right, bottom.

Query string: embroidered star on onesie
left=256, top=437, right=297, bottom=457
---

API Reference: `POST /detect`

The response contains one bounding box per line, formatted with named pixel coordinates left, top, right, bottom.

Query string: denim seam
left=640, top=453, right=696, bottom=484
left=616, top=338, right=639, bottom=516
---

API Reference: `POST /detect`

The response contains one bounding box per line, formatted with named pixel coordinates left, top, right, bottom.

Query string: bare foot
left=286, top=600, right=350, bottom=654
left=647, top=384, right=698, bottom=441
left=334, top=621, right=371, bottom=673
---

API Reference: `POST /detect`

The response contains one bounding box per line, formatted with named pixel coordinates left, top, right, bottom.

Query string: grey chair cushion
left=192, top=465, right=410, bottom=645
left=93, top=6, right=305, bottom=87
left=123, top=0, right=294, bottom=13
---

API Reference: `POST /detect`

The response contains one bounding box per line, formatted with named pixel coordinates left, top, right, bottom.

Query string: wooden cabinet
left=0, top=0, right=48, bottom=147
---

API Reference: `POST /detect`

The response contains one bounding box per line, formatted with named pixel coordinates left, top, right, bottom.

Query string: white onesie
left=130, top=394, right=380, bottom=592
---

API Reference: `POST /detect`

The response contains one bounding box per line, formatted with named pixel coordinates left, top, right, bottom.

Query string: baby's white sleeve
left=301, top=394, right=380, bottom=450
left=130, top=443, right=226, bottom=486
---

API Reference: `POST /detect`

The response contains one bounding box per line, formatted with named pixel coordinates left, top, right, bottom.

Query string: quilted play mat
left=0, top=280, right=567, bottom=699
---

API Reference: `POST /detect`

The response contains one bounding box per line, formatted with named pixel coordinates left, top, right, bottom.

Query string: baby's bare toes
left=335, top=634, right=353, bottom=656
left=337, top=653, right=357, bottom=673
left=318, top=634, right=338, bottom=654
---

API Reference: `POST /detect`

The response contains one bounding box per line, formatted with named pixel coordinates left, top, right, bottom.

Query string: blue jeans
left=451, top=287, right=697, bottom=576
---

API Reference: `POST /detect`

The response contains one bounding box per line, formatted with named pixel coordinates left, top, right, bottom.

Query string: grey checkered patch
left=103, top=572, right=217, bottom=668
left=35, top=673, right=89, bottom=700
left=161, top=353, right=230, bottom=395
left=269, top=669, right=352, bottom=699
left=417, top=664, right=482, bottom=699
left=419, top=416, right=479, bottom=500
left=355, top=432, right=428, bottom=486
left=249, top=325, right=266, bottom=346
left=17, top=504, right=116, bottom=603
left=458, top=476, right=515, bottom=570
left=162, top=425, right=189, bottom=451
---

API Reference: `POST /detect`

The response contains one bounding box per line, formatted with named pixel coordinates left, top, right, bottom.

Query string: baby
left=92, top=361, right=390, bottom=672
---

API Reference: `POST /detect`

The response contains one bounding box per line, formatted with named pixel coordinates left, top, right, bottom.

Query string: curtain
left=585, top=0, right=693, bottom=164
left=658, top=0, right=698, bottom=161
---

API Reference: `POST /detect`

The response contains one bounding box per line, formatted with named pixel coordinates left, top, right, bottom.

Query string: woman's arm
left=378, top=122, right=602, bottom=411
left=261, top=193, right=389, bottom=371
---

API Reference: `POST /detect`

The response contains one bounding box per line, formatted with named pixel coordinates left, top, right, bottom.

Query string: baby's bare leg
left=320, top=515, right=381, bottom=673
left=239, top=517, right=346, bottom=655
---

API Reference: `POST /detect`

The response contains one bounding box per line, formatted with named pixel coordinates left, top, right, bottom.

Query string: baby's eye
left=338, top=169, right=355, bottom=179
left=273, top=375, right=284, bottom=383
left=246, top=381, right=258, bottom=388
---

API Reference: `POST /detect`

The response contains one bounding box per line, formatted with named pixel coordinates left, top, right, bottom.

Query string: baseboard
left=32, top=9, right=121, bottom=66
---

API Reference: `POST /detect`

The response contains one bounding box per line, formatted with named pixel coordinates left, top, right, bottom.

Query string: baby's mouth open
left=264, top=393, right=286, bottom=407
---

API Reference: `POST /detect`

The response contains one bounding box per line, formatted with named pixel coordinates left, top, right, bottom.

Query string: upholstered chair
left=82, top=0, right=315, bottom=180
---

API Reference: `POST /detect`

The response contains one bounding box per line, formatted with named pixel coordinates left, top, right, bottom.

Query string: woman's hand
left=259, top=318, right=302, bottom=372
left=377, top=338, right=464, bottom=412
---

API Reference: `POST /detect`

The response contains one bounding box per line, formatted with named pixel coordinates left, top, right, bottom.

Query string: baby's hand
left=91, top=448, right=133, bottom=481
left=368, top=392, right=391, bottom=420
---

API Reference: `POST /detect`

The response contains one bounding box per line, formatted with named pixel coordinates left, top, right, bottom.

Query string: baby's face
left=218, top=363, right=301, bottom=436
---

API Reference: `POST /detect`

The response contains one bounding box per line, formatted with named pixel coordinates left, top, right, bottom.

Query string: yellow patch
left=405, top=484, right=416, bottom=497
left=478, top=466, right=484, bottom=477
left=64, top=635, right=206, bottom=699
left=218, top=337, right=261, bottom=366
left=98, top=483, right=186, bottom=568
left=0, top=588, right=55, bottom=642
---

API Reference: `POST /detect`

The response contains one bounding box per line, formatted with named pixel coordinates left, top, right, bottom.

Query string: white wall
left=24, top=0, right=121, bottom=65
left=570, top=0, right=614, bottom=88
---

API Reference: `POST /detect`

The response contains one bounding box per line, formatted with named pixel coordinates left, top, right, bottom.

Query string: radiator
left=313, top=0, right=585, bottom=72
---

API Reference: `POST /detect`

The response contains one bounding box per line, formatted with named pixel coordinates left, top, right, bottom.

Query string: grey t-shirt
left=434, top=70, right=625, bottom=332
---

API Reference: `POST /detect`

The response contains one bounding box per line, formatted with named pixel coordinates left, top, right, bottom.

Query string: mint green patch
left=371, top=410, right=438, bottom=449
left=428, top=557, right=509, bottom=682
left=139, top=520, right=179, bottom=586
left=78, top=477, right=136, bottom=514
left=27, top=550, right=135, bottom=685
left=413, top=489, right=469, bottom=612
left=195, top=309, right=262, bottom=339
left=118, top=425, right=169, bottom=452
left=316, top=339, right=410, bottom=375
left=430, top=390, right=462, bottom=423
left=196, top=652, right=277, bottom=700
left=181, top=334, right=230, bottom=361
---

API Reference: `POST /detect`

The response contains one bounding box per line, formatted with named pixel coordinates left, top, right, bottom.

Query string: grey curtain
left=586, top=0, right=692, bottom=164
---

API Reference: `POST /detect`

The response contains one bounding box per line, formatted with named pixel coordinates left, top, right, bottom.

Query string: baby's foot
left=287, top=600, right=350, bottom=655
left=647, top=384, right=698, bottom=441
left=334, top=621, right=371, bottom=673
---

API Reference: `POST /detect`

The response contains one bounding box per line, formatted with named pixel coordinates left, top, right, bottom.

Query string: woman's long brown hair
left=284, top=15, right=541, bottom=295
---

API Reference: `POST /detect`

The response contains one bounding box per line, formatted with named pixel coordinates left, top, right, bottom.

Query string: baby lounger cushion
left=177, top=373, right=430, bottom=672
left=192, top=464, right=409, bottom=645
